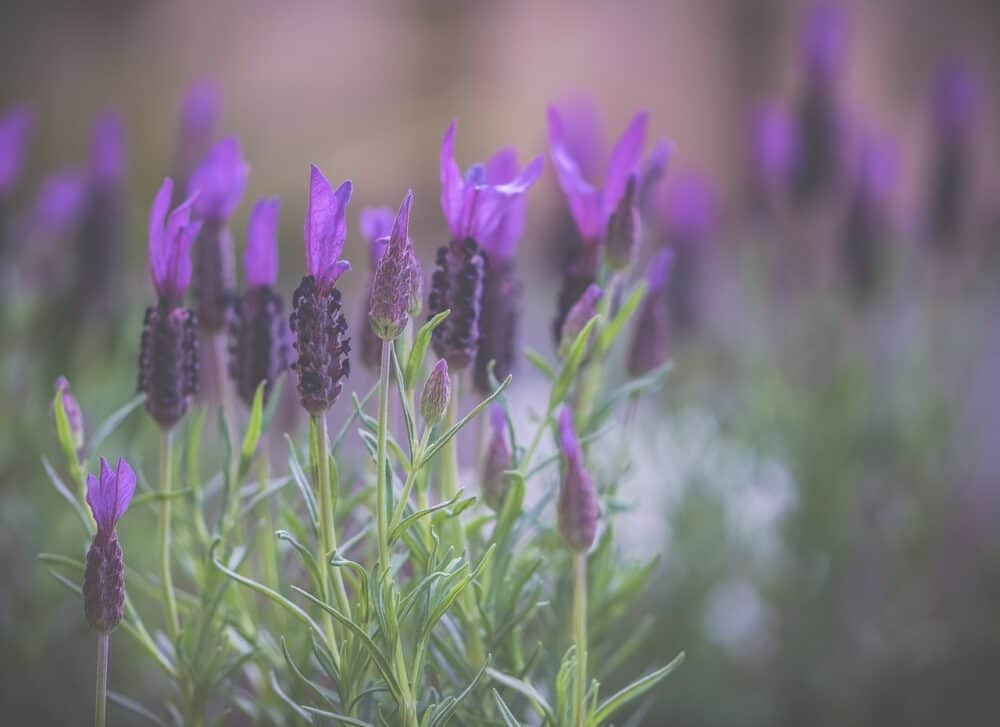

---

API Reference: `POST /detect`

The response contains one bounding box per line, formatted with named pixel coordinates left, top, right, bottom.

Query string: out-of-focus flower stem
left=93, top=632, right=109, bottom=727
left=376, top=341, right=392, bottom=574
left=572, top=551, right=588, bottom=727
left=159, top=429, right=180, bottom=639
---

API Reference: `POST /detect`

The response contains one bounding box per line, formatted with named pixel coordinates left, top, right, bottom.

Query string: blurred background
left=2, top=0, right=1000, bottom=724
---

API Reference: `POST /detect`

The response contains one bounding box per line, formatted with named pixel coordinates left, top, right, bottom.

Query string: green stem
left=94, top=632, right=109, bottom=727
left=159, top=429, right=180, bottom=639
left=572, top=552, right=588, bottom=727
left=375, top=340, right=392, bottom=575
left=311, top=414, right=344, bottom=665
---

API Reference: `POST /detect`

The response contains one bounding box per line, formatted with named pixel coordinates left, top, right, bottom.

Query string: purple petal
left=30, top=170, right=87, bottom=236
left=485, top=148, right=519, bottom=184
left=187, top=136, right=249, bottom=221
left=244, top=197, right=280, bottom=288
left=549, top=97, right=605, bottom=181
left=90, top=111, right=126, bottom=188
left=148, top=178, right=174, bottom=290
left=390, top=189, right=414, bottom=254
left=646, top=249, right=675, bottom=292
left=304, top=164, right=352, bottom=286
left=557, top=407, right=582, bottom=464
left=933, top=62, right=981, bottom=137
left=360, top=206, right=394, bottom=267
left=440, top=121, right=465, bottom=238
left=149, top=177, right=201, bottom=300
left=638, top=140, right=674, bottom=210
left=0, top=104, right=34, bottom=197
left=180, top=79, right=221, bottom=145
left=550, top=142, right=602, bottom=240
left=601, top=111, right=649, bottom=222
left=751, top=103, right=799, bottom=184
left=86, top=456, right=136, bottom=533
left=802, top=1, right=846, bottom=81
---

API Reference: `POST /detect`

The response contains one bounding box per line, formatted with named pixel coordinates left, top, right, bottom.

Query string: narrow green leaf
left=596, top=281, right=646, bottom=356
left=107, top=691, right=167, bottom=726
left=406, top=309, right=450, bottom=392
left=523, top=347, right=555, bottom=381
left=286, top=434, right=319, bottom=528
left=334, top=382, right=378, bottom=453
left=131, top=488, right=193, bottom=507
left=269, top=672, right=314, bottom=723
left=492, top=689, right=523, bottom=727
left=240, top=381, right=266, bottom=463
left=389, top=490, right=466, bottom=544
left=85, top=393, right=146, bottom=460
left=589, top=652, right=685, bottom=726
left=486, top=668, right=555, bottom=723
left=302, top=706, right=374, bottom=727
left=274, top=530, right=322, bottom=592
left=550, top=315, right=600, bottom=409
left=52, top=389, right=81, bottom=479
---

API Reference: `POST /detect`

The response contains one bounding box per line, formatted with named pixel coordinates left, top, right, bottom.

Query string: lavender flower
left=557, top=407, right=599, bottom=552
left=0, top=104, right=34, bottom=200
left=174, top=79, right=221, bottom=192
left=187, top=137, right=249, bottom=332
left=358, top=206, right=394, bottom=371
left=558, top=284, right=603, bottom=359
left=473, top=147, right=542, bottom=394
left=289, top=165, right=352, bottom=414
left=52, top=376, right=85, bottom=457
left=548, top=106, right=648, bottom=341
left=481, top=405, right=512, bottom=511
left=749, top=102, right=799, bottom=211
left=138, top=178, right=201, bottom=429
left=431, top=121, right=540, bottom=370
left=627, top=250, right=674, bottom=378
left=83, top=457, right=136, bottom=633
left=230, top=198, right=289, bottom=407
left=420, top=359, right=451, bottom=428
left=370, top=191, right=421, bottom=341
left=926, top=63, right=980, bottom=247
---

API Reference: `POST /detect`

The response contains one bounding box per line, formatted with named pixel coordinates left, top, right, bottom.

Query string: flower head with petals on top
left=0, top=104, right=34, bottom=198
left=548, top=106, right=648, bottom=244
left=187, top=136, right=249, bottom=222
left=149, top=177, right=202, bottom=304
left=244, top=197, right=280, bottom=289
left=86, top=457, right=136, bottom=539
left=370, top=190, right=418, bottom=341
left=304, top=164, right=352, bottom=290
left=439, top=120, right=543, bottom=249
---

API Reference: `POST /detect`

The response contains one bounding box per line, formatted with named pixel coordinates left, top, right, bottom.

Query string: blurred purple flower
left=439, top=120, right=543, bottom=249
left=175, top=79, right=221, bottom=187
left=661, top=173, right=719, bottom=246
left=148, top=177, right=202, bottom=304
left=303, top=164, right=352, bottom=290
left=360, top=206, right=394, bottom=267
left=751, top=103, right=799, bottom=190
left=549, top=97, right=605, bottom=182
left=933, top=63, right=980, bottom=139
left=244, top=197, right=280, bottom=288
left=0, top=104, right=34, bottom=198
left=548, top=106, right=648, bottom=244
left=557, top=407, right=599, bottom=552
left=801, top=1, right=846, bottom=82
left=638, top=141, right=674, bottom=217
left=28, top=170, right=88, bottom=237
left=188, top=137, right=249, bottom=222
left=89, top=112, right=126, bottom=189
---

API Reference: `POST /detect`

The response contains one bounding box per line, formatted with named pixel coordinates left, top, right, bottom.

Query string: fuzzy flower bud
left=558, top=284, right=602, bottom=359
left=481, top=405, right=513, bottom=511
left=605, top=174, right=640, bottom=271
left=358, top=207, right=394, bottom=371
left=419, top=359, right=451, bottom=428
left=83, top=457, right=135, bottom=633
left=52, top=376, right=85, bottom=457
left=627, top=250, right=674, bottom=378
left=370, top=191, right=419, bottom=341
left=556, top=408, right=599, bottom=552
left=428, top=238, right=484, bottom=371
left=290, top=165, right=352, bottom=414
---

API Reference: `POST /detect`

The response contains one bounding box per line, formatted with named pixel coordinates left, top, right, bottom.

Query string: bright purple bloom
left=83, top=457, right=135, bottom=633
left=304, top=164, right=352, bottom=290
left=801, top=1, right=846, bottom=82
left=86, top=457, right=136, bottom=538
left=360, top=206, right=394, bottom=267
left=179, top=80, right=221, bottom=151
left=369, top=190, right=418, bottom=341
left=439, top=120, right=543, bottom=249
left=478, top=147, right=540, bottom=260
left=548, top=106, right=648, bottom=244
left=148, top=177, right=202, bottom=304
left=89, top=112, right=126, bottom=189
left=556, top=407, right=599, bottom=552
left=0, top=104, right=34, bottom=198
left=244, top=197, right=280, bottom=288
left=187, top=137, right=249, bottom=222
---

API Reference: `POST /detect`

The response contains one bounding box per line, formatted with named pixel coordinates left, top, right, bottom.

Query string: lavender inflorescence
left=138, top=302, right=199, bottom=428
left=230, top=286, right=288, bottom=406
left=290, top=275, right=350, bottom=414
left=428, top=237, right=484, bottom=370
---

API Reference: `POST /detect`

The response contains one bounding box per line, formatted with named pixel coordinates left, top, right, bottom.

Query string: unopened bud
left=481, top=405, right=513, bottom=510
left=52, top=376, right=85, bottom=457
left=420, top=359, right=451, bottom=427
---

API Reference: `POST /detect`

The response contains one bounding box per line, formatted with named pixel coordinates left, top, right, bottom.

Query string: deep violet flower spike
left=559, top=283, right=603, bottom=359
left=304, top=164, right=352, bottom=290
left=420, top=359, right=451, bottom=428
left=187, top=136, right=249, bottom=222
left=83, top=457, right=135, bottom=633
left=244, top=197, right=280, bottom=288
left=482, top=405, right=513, bottom=511
left=428, top=237, right=484, bottom=371
left=627, top=249, right=674, bottom=378
left=148, top=178, right=202, bottom=305
left=557, top=408, right=599, bottom=552
left=0, top=104, right=34, bottom=198
left=369, top=190, right=417, bottom=341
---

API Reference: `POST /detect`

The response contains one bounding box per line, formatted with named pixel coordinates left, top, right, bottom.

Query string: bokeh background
left=3, top=0, right=1000, bottom=724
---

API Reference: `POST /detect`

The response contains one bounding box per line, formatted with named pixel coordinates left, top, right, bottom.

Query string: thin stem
left=375, top=340, right=392, bottom=574
left=158, top=429, right=180, bottom=639
left=311, top=413, right=346, bottom=664
left=572, top=552, right=588, bottom=727
left=94, top=632, right=109, bottom=727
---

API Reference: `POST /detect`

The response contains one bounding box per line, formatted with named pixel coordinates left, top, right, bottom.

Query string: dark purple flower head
left=369, top=190, right=418, bottom=341
left=149, top=177, right=202, bottom=305
left=187, top=137, right=249, bottom=222
left=627, top=249, right=674, bottom=378
left=801, top=1, right=846, bottom=83
left=420, top=358, right=451, bottom=428
left=482, top=404, right=513, bottom=511
left=360, top=206, right=394, bottom=268
left=548, top=106, right=648, bottom=244
left=439, top=120, right=543, bottom=250
left=428, top=237, right=484, bottom=371
left=86, top=457, right=136, bottom=539
left=0, top=104, right=34, bottom=198
left=932, top=62, right=981, bottom=139
left=605, top=174, right=640, bottom=271
left=660, top=173, right=719, bottom=247
left=52, top=376, right=85, bottom=456
left=89, top=112, right=126, bottom=189
left=304, top=164, right=352, bottom=291
left=244, top=197, right=280, bottom=289
left=751, top=102, right=799, bottom=188
left=556, top=407, right=599, bottom=552
left=558, top=283, right=602, bottom=358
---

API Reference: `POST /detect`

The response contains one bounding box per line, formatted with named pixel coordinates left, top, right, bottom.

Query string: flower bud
left=420, top=359, right=451, bottom=428
left=605, top=174, right=640, bottom=271
left=558, top=284, right=602, bottom=359
left=481, top=405, right=512, bottom=511
left=370, top=191, right=418, bottom=341
left=556, top=408, right=599, bottom=552
left=52, top=376, right=85, bottom=457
